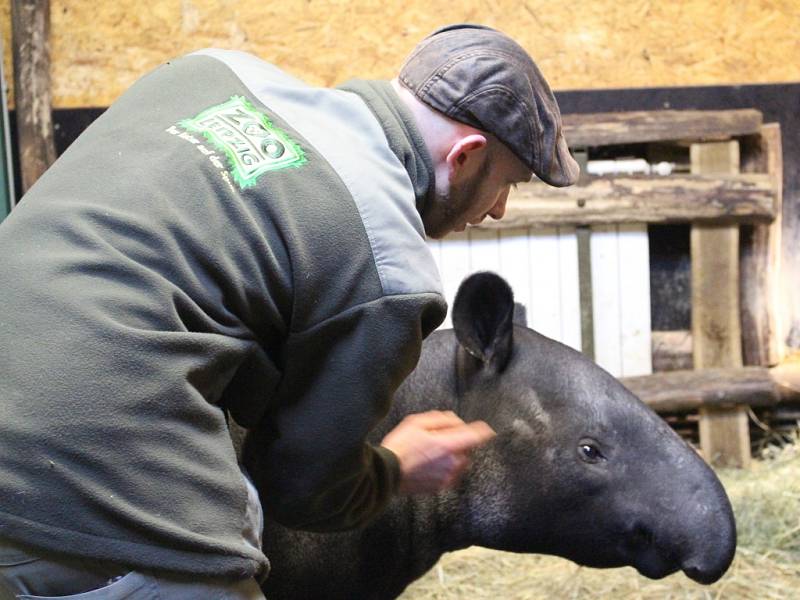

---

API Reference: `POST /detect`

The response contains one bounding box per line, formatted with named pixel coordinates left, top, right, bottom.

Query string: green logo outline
left=179, top=95, right=306, bottom=189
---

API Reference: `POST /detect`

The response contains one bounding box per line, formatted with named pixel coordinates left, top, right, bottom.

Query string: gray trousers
left=0, top=538, right=266, bottom=599
left=0, top=464, right=268, bottom=599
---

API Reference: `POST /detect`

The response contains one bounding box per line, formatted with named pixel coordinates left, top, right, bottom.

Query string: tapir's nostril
left=683, top=564, right=719, bottom=585
left=684, top=566, right=701, bottom=580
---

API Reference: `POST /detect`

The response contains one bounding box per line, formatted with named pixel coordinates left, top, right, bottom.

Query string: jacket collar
left=336, top=79, right=436, bottom=220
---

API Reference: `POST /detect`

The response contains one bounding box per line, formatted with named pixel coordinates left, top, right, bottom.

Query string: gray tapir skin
left=244, top=272, right=736, bottom=600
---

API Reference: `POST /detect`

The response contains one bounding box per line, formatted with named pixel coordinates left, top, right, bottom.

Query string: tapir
left=243, top=272, right=736, bottom=600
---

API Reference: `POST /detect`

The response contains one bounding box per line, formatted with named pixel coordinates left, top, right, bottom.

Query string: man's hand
left=380, top=410, right=496, bottom=495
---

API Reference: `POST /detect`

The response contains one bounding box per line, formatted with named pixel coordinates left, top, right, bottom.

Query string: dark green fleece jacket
left=0, top=50, right=446, bottom=579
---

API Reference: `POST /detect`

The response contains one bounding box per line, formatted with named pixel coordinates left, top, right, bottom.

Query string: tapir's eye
left=579, top=442, right=605, bottom=463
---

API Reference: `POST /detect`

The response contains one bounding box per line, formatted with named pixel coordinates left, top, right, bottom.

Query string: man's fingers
left=403, top=410, right=465, bottom=431
left=383, top=415, right=495, bottom=495
left=434, top=421, right=496, bottom=453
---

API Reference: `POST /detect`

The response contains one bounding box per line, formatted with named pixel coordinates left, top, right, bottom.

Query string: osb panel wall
left=2, top=0, right=800, bottom=108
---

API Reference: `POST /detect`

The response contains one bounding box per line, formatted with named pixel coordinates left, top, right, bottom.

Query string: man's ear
left=445, top=134, right=488, bottom=181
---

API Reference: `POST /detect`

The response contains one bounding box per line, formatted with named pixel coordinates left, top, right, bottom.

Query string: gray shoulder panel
left=193, top=49, right=443, bottom=298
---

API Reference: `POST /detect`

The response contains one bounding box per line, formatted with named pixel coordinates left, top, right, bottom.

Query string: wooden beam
left=691, top=140, right=750, bottom=469
left=652, top=330, right=693, bottom=372
left=698, top=406, right=751, bottom=467
left=577, top=227, right=594, bottom=359
left=692, top=225, right=743, bottom=367
left=0, top=38, right=15, bottom=217
left=740, top=124, right=784, bottom=367
left=621, top=366, right=779, bottom=413
left=771, top=356, right=800, bottom=401
left=473, top=173, right=777, bottom=230
left=621, top=361, right=800, bottom=413
left=11, top=0, right=55, bottom=193
left=562, top=109, right=763, bottom=148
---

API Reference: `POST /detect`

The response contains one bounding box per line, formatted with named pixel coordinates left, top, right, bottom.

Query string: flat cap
left=399, top=24, right=579, bottom=187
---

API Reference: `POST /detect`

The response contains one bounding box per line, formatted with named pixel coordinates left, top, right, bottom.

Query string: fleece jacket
left=0, top=49, right=446, bottom=579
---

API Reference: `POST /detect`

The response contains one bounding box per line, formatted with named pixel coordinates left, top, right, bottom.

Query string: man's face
left=424, top=143, right=532, bottom=239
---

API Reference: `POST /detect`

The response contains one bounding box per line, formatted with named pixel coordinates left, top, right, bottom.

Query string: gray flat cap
left=399, top=24, right=579, bottom=187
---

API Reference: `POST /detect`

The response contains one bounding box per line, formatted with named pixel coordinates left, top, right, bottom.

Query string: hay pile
left=400, top=436, right=800, bottom=599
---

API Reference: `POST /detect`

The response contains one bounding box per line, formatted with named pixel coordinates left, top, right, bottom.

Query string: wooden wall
left=2, top=0, right=800, bottom=108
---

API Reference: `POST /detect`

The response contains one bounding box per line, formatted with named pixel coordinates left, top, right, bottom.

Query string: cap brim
left=537, top=133, right=580, bottom=187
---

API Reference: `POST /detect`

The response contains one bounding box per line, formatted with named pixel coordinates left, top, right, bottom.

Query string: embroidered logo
left=179, top=96, right=306, bottom=189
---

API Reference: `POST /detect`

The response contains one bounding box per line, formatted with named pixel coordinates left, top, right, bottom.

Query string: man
left=0, top=23, right=577, bottom=597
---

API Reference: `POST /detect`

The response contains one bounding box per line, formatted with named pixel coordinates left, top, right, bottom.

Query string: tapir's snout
left=683, top=559, right=731, bottom=585
left=673, top=446, right=737, bottom=584
left=625, top=444, right=737, bottom=585
left=620, top=496, right=735, bottom=584
left=680, top=530, right=736, bottom=584
left=678, top=489, right=737, bottom=584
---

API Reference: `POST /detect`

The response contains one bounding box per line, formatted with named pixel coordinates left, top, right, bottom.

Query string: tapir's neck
left=359, top=332, right=493, bottom=596
left=386, top=332, right=494, bottom=554
left=381, top=487, right=470, bottom=591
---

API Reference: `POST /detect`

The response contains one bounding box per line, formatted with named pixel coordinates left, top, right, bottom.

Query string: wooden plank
left=555, top=228, right=582, bottom=352
left=436, top=231, right=470, bottom=330
left=527, top=228, right=567, bottom=344
left=11, top=0, right=56, bottom=193
left=467, top=228, right=500, bottom=273
left=577, top=227, right=594, bottom=358
left=590, top=225, right=652, bottom=377
left=739, top=124, right=783, bottom=366
left=698, top=406, right=751, bottom=467
left=591, top=225, right=623, bottom=377
left=475, top=173, right=777, bottom=229
left=691, top=140, right=750, bottom=469
left=499, top=227, right=533, bottom=328
left=562, top=109, right=763, bottom=147
left=692, top=225, right=743, bottom=366
left=652, top=330, right=693, bottom=372
left=0, top=38, right=16, bottom=217
left=617, top=224, right=653, bottom=377
left=573, top=150, right=592, bottom=358
left=621, top=366, right=779, bottom=413
left=771, top=357, right=800, bottom=401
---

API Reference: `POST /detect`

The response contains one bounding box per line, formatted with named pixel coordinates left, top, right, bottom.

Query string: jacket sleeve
left=246, top=292, right=445, bottom=532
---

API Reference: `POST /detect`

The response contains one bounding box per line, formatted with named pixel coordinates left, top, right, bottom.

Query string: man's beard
left=423, top=161, right=491, bottom=239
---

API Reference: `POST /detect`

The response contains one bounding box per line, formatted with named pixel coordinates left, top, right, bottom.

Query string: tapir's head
left=450, top=272, right=736, bottom=584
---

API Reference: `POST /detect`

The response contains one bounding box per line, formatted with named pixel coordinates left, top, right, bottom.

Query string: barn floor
left=401, top=437, right=800, bottom=599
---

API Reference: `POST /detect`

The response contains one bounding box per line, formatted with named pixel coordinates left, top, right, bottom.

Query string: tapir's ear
left=452, top=271, right=514, bottom=372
